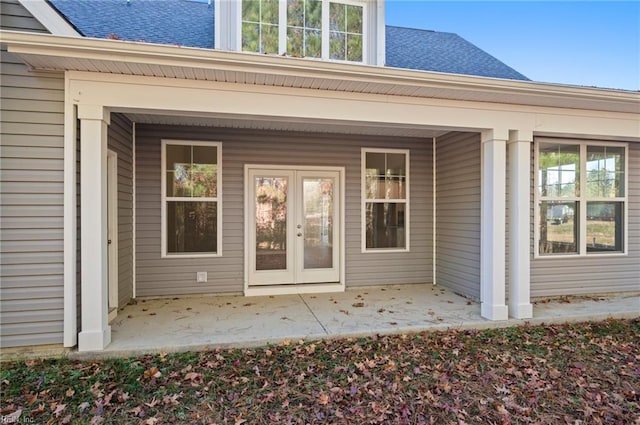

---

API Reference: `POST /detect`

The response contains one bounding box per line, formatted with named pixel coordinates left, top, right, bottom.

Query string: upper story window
left=240, top=0, right=366, bottom=62
left=535, top=139, right=627, bottom=257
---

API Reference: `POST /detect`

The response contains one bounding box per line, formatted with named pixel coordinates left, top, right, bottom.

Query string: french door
left=247, top=167, right=341, bottom=286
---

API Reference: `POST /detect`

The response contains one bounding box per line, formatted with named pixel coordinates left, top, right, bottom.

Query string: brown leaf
left=143, top=367, right=161, bottom=379
left=65, top=388, right=75, bottom=397
left=142, top=418, right=158, bottom=425
left=53, top=403, right=66, bottom=417
left=145, top=398, right=159, bottom=408
left=3, top=409, right=22, bottom=423
left=318, top=393, right=330, bottom=405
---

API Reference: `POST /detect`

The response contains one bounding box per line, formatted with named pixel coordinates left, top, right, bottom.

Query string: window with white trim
left=362, top=148, right=409, bottom=251
left=241, top=0, right=365, bottom=62
left=536, top=140, right=626, bottom=256
left=162, top=140, right=222, bottom=257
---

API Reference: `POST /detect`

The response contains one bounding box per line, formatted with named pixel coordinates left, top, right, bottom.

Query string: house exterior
left=1, top=0, right=638, bottom=352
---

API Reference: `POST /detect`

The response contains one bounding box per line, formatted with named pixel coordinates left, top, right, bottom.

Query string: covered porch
left=74, top=284, right=639, bottom=358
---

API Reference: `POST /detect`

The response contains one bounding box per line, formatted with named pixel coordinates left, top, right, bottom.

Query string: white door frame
left=244, top=164, right=346, bottom=296
left=107, top=149, right=118, bottom=321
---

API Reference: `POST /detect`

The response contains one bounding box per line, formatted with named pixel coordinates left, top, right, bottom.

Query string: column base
left=78, top=326, right=111, bottom=351
left=481, top=303, right=509, bottom=321
left=509, top=303, right=533, bottom=319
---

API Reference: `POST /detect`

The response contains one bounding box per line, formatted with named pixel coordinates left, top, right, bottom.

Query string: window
left=241, top=0, right=365, bottom=62
left=536, top=140, right=626, bottom=257
left=162, top=140, right=222, bottom=257
left=362, top=148, right=409, bottom=251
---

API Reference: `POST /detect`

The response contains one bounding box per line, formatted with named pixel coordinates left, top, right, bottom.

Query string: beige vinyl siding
left=0, top=0, right=66, bottom=347
left=135, top=125, right=433, bottom=297
left=1, top=0, right=48, bottom=32
left=107, top=113, right=134, bottom=307
left=530, top=140, right=640, bottom=297
left=435, top=132, right=481, bottom=299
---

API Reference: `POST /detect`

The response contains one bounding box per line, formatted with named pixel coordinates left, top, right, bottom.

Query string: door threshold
left=245, top=282, right=345, bottom=297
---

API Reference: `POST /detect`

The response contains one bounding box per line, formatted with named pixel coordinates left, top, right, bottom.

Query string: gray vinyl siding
left=107, top=114, right=134, bottom=307
left=135, top=125, right=433, bottom=297
left=530, top=140, right=640, bottom=297
left=1, top=1, right=66, bottom=347
left=435, top=132, right=481, bottom=299
left=1, top=0, right=48, bottom=33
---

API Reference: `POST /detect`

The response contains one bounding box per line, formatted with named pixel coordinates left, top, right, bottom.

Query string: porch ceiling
left=3, top=31, right=639, bottom=115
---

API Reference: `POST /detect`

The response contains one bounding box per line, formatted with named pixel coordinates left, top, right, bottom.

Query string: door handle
left=297, top=233, right=302, bottom=237
left=108, top=239, right=112, bottom=245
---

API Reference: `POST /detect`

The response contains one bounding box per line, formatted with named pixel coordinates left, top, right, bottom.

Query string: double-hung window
left=536, top=139, right=627, bottom=256
left=241, top=0, right=365, bottom=62
left=162, top=140, right=222, bottom=257
left=362, top=148, right=409, bottom=252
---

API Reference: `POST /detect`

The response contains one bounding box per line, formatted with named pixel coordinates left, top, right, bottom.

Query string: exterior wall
left=0, top=0, right=66, bottom=347
left=435, top=132, right=481, bottom=299
left=135, top=125, right=433, bottom=297
left=107, top=113, right=134, bottom=307
left=530, top=140, right=640, bottom=297
left=1, top=0, right=48, bottom=32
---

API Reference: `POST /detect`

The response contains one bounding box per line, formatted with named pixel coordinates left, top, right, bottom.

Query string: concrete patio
left=69, top=284, right=639, bottom=359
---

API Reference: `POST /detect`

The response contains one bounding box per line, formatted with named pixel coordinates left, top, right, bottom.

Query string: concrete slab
left=66, top=284, right=639, bottom=360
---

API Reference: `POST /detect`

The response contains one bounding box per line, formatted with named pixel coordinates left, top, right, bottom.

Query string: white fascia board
left=2, top=31, right=639, bottom=117
left=18, top=0, right=81, bottom=37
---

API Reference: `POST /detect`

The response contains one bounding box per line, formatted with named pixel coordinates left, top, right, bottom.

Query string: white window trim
left=533, top=138, right=628, bottom=259
left=236, top=0, right=368, bottom=64
left=161, top=139, right=223, bottom=258
left=361, top=147, right=410, bottom=253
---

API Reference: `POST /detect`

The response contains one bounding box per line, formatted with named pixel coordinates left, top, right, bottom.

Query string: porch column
left=77, top=105, right=111, bottom=351
left=508, top=130, right=534, bottom=319
left=480, top=129, right=508, bottom=320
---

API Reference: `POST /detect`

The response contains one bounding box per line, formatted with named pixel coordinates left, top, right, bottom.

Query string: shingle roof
left=48, top=0, right=528, bottom=81
left=385, top=26, right=528, bottom=81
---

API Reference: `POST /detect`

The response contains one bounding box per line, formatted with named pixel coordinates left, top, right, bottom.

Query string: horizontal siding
left=530, top=140, right=640, bottom=296
left=135, top=125, right=433, bottom=297
left=435, top=132, right=481, bottom=299
left=0, top=0, right=48, bottom=32
left=107, top=113, right=135, bottom=308
left=0, top=5, right=65, bottom=347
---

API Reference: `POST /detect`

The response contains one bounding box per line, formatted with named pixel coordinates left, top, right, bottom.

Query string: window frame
left=237, top=0, right=368, bottom=63
left=534, top=138, right=628, bottom=259
left=161, top=139, right=223, bottom=258
left=361, top=147, right=410, bottom=253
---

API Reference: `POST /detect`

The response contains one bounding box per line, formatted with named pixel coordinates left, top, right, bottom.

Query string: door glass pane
left=255, top=177, right=288, bottom=270
left=303, top=178, right=334, bottom=269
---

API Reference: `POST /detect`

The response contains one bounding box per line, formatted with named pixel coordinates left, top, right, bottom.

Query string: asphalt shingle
left=48, top=0, right=528, bottom=81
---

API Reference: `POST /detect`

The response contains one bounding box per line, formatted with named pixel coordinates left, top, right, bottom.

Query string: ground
left=1, top=318, right=638, bottom=424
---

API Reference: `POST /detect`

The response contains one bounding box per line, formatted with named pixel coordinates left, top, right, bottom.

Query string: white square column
left=480, top=129, right=508, bottom=320
left=77, top=105, right=112, bottom=351
left=508, top=130, right=534, bottom=319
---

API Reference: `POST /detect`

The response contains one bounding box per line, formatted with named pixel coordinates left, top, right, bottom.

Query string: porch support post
left=508, top=130, right=534, bottom=319
left=480, top=129, right=508, bottom=321
left=77, top=104, right=112, bottom=351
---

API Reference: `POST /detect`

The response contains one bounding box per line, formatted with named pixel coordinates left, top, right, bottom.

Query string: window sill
left=362, top=248, right=410, bottom=254
left=162, top=253, right=222, bottom=259
left=533, top=252, right=627, bottom=260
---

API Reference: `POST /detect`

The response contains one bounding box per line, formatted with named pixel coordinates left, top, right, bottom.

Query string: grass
left=1, top=318, right=638, bottom=424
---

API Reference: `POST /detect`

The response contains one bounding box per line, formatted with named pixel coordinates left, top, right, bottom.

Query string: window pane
left=242, top=22, right=260, bottom=52
left=329, top=2, right=343, bottom=31
left=262, top=0, right=279, bottom=24
left=539, top=201, right=578, bottom=255
left=287, top=27, right=303, bottom=57
left=305, top=29, right=322, bottom=57
left=262, top=24, right=279, bottom=54
left=167, top=201, right=217, bottom=253
left=538, top=143, right=580, bottom=197
left=587, top=202, right=623, bottom=253
left=306, top=0, right=322, bottom=29
left=329, top=31, right=345, bottom=60
left=167, top=165, right=191, bottom=197
left=346, top=4, right=362, bottom=33
left=366, top=202, right=406, bottom=249
left=586, top=146, right=625, bottom=198
left=346, top=34, right=362, bottom=62
left=287, top=0, right=304, bottom=27
left=242, top=0, right=260, bottom=22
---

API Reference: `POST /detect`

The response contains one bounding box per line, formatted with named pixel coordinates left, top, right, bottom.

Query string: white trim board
left=18, top=0, right=81, bottom=37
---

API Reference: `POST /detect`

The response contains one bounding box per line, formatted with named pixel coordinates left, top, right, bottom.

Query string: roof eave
left=2, top=31, right=638, bottom=114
